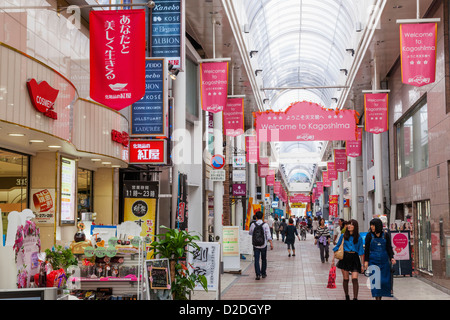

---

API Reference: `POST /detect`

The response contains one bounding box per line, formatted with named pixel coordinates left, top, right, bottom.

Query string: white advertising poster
left=187, top=242, right=220, bottom=291
left=391, top=231, right=410, bottom=261
left=233, top=155, right=246, bottom=168
left=61, top=157, right=76, bottom=224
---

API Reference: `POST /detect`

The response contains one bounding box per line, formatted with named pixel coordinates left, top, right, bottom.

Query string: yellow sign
left=290, top=203, right=306, bottom=208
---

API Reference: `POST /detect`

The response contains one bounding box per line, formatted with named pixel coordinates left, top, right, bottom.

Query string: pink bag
left=327, top=266, right=337, bottom=289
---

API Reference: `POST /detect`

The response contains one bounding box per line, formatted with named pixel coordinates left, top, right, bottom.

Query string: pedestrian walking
left=314, top=218, right=331, bottom=263
left=333, top=218, right=345, bottom=245
left=274, top=217, right=281, bottom=240
left=331, top=219, right=365, bottom=300
left=312, top=217, right=319, bottom=237
left=249, top=211, right=274, bottom=280
left=364, top=218, right=396, bottom=300
left=284, top=217, right=300, bottom=257
left=279, top=218, right=288, bottom=242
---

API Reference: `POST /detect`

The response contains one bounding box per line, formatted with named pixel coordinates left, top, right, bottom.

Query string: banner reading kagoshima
left=364, top=93, right=388, bottom=134
left=90, top=10, right=146, bottom=110
left=254, top=101, right=357, bottom=142
left=200, top=62, right=229, bottom=113
left=223, top=98, right=244, bottom=136
left=400, top=23, right=437, bottom=87
left=346, top=126, right=362, bottom=157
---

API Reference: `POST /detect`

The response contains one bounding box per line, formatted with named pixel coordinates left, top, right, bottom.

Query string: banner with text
left=346, top=126, right=362, bottom=157
left=364, top=93, right=388, bottom=134
left=200, top=62, right=228, bottom=113
left=223, top=98, right=244, bottom=136
left=400, top=23, right=437, bottom=87
left=90, top=10, right=146, bottom=110
left=334, top=149, right=347, bottom=172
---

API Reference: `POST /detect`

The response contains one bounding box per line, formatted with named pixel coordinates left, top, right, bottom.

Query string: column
left=350, top=157, right=358, bottom=220
left=235, top=134, right=244, bottom=229
left=213, top=112, right=223, bottom=242
left=373, top=134, right=383, bottom=216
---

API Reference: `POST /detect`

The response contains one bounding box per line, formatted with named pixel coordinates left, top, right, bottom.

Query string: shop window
left=77, top=168, right=93, bottom=219
left=0, top=149, right=29, bottom=237
left=395, top=97, right=429, bottom=179
left=416, top=200, right=432, bottom=273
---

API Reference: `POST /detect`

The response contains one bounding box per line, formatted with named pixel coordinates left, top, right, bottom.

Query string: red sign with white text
left=323, top=171, right=332, bottom=187
left=90, top=10, right=146, bottom=110
left=329, top=195, right=339, bottom=217
left=111, top=130, right=129, bottom=147
left=364, top=93, right=388, bottom=134
left=400, top=23, right=437, bottom=87
left=254, top=101, right=357, bottom=142
left=346, top=127, right=362, bottom=157
left=223, top=98, right=244, bottom=136
left=246, top=135, right=258, bottom=164
left=26, top=79, right=59, bottom=119
left=200, top=62, right=228, bottom=113
left=334, top=149, right=347, bottom=172
left=129, top=140, right=166, bottom=164
left=327, top=162, right=338, bottom=181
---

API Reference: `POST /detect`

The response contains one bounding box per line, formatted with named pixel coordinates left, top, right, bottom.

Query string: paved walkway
left=192, top=231, right=450, bottom=300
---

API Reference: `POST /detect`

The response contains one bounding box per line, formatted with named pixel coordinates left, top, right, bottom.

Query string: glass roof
left=235, top=0, right=361, bottom=191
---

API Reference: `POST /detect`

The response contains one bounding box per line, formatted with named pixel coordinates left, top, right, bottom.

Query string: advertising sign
left=26, top=79, right=59, bottom=119
left=327, top=162, right=338, bottom=181
left=31, top=189, right=56, bottom=224
left=131, top=58, right=168, bottom=136
left=334, top=149, right=347, bottom=172
left=232, top=155, right=246, bottom=168
left=391, top=231, right=410, bottom=260
left=151, top=0, right=182, bottom=69
left=232, top=184, right=246, bottom=196
left=400, top=23, right=437, bottom=87
left=346, top=127, right=362, bottom=157
left=223, top=226, right=239, bottom=257
left=364, top=93, right=388, bottom=134
left=329, top=195, right=339, bottom=218
left=323, top=171, right=332, bottom=188
left=245, top=135, right=258, bottom=164
left=129, top=140, right=167, bottom=164
left=200, top=62, right=228, bottom=113
left=223, top=98, right=244, bottom=137
left=60, top=157, right=76, bottom=225
left=90, top=10, right=146, bottom=110
left=187, top=242, right=220, bottom=291
left=254, top=101, right=357, bottom=142
left=232, top=170, right=246, bottom=182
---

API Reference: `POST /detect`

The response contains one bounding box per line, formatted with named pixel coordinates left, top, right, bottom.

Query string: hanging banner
left=334, top=149, right=347, bottom=172
left=329, top=195, right=339, bottom=218
left=245, top=197, right=253, bottom=231
left=200, top=62, right=228, bottom=113
left=245, top=135, right=258, bottom=164
left=223, top=98, right=244, bottom=136
left=364, top=93, right=388, bottom=134
left=327, top=162, right=338, bottom=181
left=266, top=170, right=275, bottom=186
left=316, top=182, right=324, bottom=196
left=254, top=101, right=357, bottom=142
left=323, top=171, right=332, bottom=187
left=346, top=127, right=362, bottom=157
left=400, top=23, right=437, bottom=87
left=90, top=10, right=146, bottom=110
left=274, top=181, right=282, bottom=195
left=290, top=194, right=310, bottom=203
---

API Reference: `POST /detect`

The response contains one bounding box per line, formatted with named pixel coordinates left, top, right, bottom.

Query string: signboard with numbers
left=187, top=242, right=220, bottom=291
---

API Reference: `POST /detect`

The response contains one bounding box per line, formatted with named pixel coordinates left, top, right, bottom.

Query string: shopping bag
left=327, top=266, right=337, bottom=289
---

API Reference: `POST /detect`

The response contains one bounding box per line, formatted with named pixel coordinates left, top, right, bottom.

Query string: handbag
left=327, top=266, right=337, bottom=289
left=334, top=238, right=344, bottom=260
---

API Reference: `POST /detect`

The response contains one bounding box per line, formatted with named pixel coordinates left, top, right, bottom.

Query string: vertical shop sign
left=151, top=0, right=182, bottom=69
left=346, top=127, right=362, bottom=157
left=61, top=157, right=76, bottom=225
left=400, top=23, right=437, bottom=87
left=329, top=195, right=339, bottom=218
left=334, top=149, right=347, bottom=172
left=364, top=93, right=388, bottom=134
left=131, top=58, right=168, bottom=136
left=223, top=98, right=244, bottom=137
left=200, top=62, right=229, bottom=113
left=327, top=162, right=338, bottom=181
left=90, top=9, right=146, bottom=110
left=187, top=242, right=220, bottom=291
left=123, top=181, right=159, bottom=239
left=176, top=173, right=188, bottom=231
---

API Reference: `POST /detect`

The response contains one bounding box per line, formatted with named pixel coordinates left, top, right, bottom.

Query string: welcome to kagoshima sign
left=253, top=101, right=358, bottom=142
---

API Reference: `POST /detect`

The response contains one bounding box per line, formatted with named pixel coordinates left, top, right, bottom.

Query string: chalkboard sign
left=149, top=267, right=169, bottom=289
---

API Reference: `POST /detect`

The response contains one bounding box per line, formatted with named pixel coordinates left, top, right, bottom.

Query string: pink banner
left=327, top=162, right=337, bottom=181
left=364, top=93, right=388, bottom=134
left=246, top=135, right=258, bottom=164
left=223, top=98, right=244, bottom=136
left=274, top=181, right=281, bottom=195
left=316, top=182, right=323, bottom=195
left=346, top=127, right=362, bottom=157
left=254, top=101, right=357, bottom=142
left=90, top=10, right=146, bottom=110
left=266, top=170, right=275, bottom=186
left=290, top=194, right=311, bottom=203
left=323, top=171, right=332, bottom=187
left=329, top=195, right=339, bottom=218
left=334, top=149, right=347, bottom=172
left=400, top=23, right=437, bottom=87
left=258, top=164, right=269, bottom=178
left=200, top=62, right=228, bottom=113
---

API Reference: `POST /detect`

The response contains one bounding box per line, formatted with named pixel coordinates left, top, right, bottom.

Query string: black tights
left=343, top=278, right=359, bottom=300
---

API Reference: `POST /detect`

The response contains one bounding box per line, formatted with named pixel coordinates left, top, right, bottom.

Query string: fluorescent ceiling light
left=29, top=139, right=44, bottom=143
left=91, top=158, right=102, bottom=161
left=8, top=133, right=25, bottom=137
left=48, top=145, right=62, bottom=148
left=102, top=162, right=111, bottom=165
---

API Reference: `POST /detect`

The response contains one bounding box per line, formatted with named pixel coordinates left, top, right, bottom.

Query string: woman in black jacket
left=284, top=218, right=300, bottom=257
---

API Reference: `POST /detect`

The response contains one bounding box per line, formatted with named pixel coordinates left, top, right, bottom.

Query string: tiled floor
left=191, top=231, right=450, bottom=300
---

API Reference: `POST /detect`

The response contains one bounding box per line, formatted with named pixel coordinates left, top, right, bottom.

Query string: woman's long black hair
left=344, top=219, right=360, bottom=244
left=370, top=218, right=383, bottom=235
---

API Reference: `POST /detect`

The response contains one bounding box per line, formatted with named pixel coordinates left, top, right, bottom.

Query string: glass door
left=417, top=200, right=432, bottom=273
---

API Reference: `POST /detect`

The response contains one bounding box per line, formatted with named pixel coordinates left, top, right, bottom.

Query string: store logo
left=26, top=79, right=59, bottom=120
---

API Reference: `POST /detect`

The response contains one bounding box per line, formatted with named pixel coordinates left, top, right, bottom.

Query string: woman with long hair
left=331, top=219, right=365, bottom=300
left=364, top=218, right=396, bottom=300
left=314, top=218, right=331, bottom=263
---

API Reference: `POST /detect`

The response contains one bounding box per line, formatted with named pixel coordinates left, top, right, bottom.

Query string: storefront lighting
left=29, top=139, right=44, bottom=143
left=102, top=161, right=111, bottom=165
left=48, top=145, right=62, bottom=148
left=91, top=158, right=102, bottom=161
left=8, top=133, right=25, bottom=137
left=111, top=165, right=121, bottom=168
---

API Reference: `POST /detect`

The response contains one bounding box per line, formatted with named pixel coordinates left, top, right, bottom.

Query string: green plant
left=45, top=245, right=78, bottom=270
left=151, top=226, right=208, bottom=300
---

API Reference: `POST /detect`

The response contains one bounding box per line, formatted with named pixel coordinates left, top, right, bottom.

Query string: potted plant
left=150, top=226, right=208, bottom=300
left=45, top=245, right=78, bottom=271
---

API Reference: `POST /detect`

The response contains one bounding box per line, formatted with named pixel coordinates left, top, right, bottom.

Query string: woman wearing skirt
left=331, top=219, right=365, bottom=300
left=364, top=218, right=396, bottom=300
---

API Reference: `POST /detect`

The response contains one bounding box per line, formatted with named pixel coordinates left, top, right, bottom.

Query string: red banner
left=129, top=140, right=166, bottom=164
left=90, top=10, right=146, bottom=110
left=290, top=194, right=311, bottom=203
left=329, top=195, right=339, bottom=218
left=400, top=23, right=437, bottom=87
left=346, top=127, right=362, bottom=157
left=327, top=162, right=338, bottom=181
left=266, top=170, right=275, bottom=186
left=223, top=98, right=244, bottom=136
left=334, top=149, right=347, bottom=172
left=316, top=182, right=323, bottom=195
left=323, top=171, right=332, bottom=187
left=364, top=93, right=388, bottom=134
left=200, top=62, right=228, bottom=113
left=245, top=135, right=258, bottom=164
left=254, top=101, right=357, bottom=142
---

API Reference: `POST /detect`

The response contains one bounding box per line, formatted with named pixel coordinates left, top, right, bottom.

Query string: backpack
left=252, top=222, right=266, bottom=246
